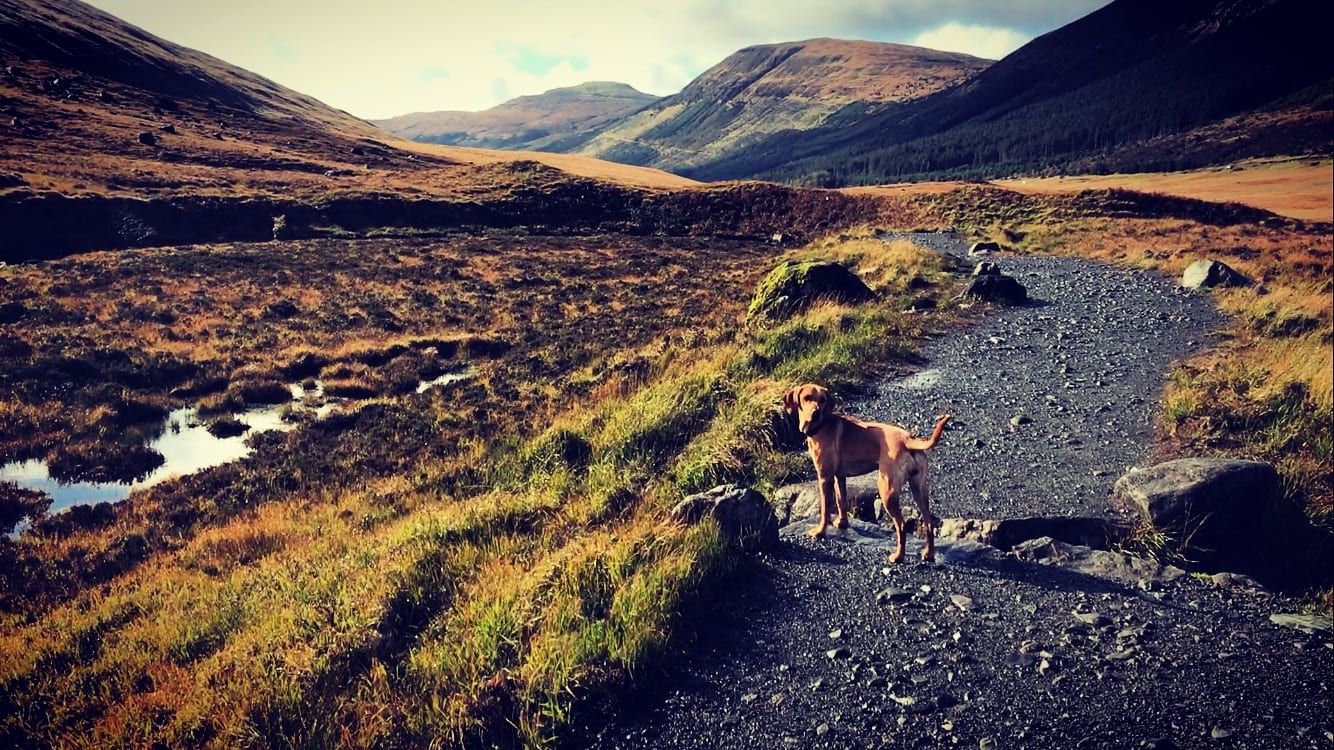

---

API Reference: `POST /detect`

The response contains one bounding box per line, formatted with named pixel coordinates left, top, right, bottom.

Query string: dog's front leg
left=808, top=475, right=835, bottom=538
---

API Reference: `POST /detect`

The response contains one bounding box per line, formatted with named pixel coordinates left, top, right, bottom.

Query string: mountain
left=0, top=0, right=383, bottom=144
left=571, top=38, right=991, bottom=175
left=374, top=82, right=660, bottom=151
left=0, top=0, right=692, bottom=203
left=737, top=0, right=1333, bottom=185
left=0, top=0, right=704, bottom=259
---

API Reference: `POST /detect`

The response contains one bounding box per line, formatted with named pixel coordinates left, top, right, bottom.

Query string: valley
left=1, top=0, right=1331, bottom=747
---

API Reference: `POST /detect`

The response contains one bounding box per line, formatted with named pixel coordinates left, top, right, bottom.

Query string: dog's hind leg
left=878, top=469, right=907, bottom=563
left=834, top=475, right=850, bottom=530
left=906, top=455, right=935, bottom=562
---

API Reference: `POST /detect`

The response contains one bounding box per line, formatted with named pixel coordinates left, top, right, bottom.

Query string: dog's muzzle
left=801, top=411, right=824, bottom=436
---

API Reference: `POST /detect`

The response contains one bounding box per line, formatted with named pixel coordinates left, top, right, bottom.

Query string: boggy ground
left=0, top=232, right=777, bottom=610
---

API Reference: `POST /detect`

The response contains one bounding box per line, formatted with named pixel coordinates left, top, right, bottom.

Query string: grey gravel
left=855, top=253, right=1226, bottom=520
left=559, top=252, right=1333, bottom=750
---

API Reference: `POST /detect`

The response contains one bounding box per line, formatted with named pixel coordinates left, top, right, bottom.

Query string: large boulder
left=960, top=272, right=1028, bottom=305
left=1181, top=259, right=1250, bottom=290
left=747, top=260, right=875, bottom=322
left=671, top=484, right=778, bottom=551
left=773, top=475, right=881, bottom=526
left=968, top=241, right=1002, bottom=257
left=1115, top=458, right=1334, bottom=589
left=1113, top=458, right=1278, bottom=561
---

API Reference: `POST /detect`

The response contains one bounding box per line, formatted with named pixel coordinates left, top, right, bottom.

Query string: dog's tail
left=905, top=413, right=951, bottom=451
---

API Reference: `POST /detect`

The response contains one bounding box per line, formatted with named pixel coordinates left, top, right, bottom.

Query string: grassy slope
left=994, top=156, right=1334, bottom=223
left=0, top=227, right=961, bottom=748
left=0, top=183, right=1328, bottom=749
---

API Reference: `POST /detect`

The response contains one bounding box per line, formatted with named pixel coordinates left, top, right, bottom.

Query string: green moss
left=746, top=260, right=875, bottom=322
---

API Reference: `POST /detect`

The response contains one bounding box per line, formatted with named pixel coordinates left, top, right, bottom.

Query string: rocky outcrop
left=938, top=516, right=1132, bottom=551
left=671, top=484, right=778, bottom=551
left=1011, top=536, right=1186, bottom=588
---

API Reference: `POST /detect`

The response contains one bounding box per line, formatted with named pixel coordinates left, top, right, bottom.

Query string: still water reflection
left=1, top=403, right=295, bottom=512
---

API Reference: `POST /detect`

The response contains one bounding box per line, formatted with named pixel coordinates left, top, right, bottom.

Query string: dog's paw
left=807, top=525, right=827, bottom=539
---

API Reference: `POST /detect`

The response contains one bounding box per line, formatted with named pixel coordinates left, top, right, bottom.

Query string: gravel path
left=856, top=248, right=1225, bottom=520
left=559, top=248, right=1334, bottom=750
left=565, top=537, right=1333, bottom=750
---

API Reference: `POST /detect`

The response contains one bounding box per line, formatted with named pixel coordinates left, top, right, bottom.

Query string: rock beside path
left=1182, top=258, right=1251, bottom=289
left=1113, top=457, right=1280, bottom=552
left=960, top=264, right=1028, bottom=305
left=747, top=260, right=875, bottom=322
left=1114, top=458, right=1334, bottom=588
left=671, top=484, right=778, bottom=551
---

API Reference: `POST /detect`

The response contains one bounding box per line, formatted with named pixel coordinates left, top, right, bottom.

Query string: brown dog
left=783, top=383, right=951, bottom=563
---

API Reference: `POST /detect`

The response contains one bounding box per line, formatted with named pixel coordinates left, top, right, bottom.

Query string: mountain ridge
left=374, top=39, right=991, bottom=174
left=570, top=38, right=991, bottom=173
left=744, top=0, right=1333, bottom=184
left=372, top=81, right=659, bottom=151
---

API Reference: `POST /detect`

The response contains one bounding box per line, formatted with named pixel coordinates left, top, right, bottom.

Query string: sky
left=83, top=0, right=1111, bottom=121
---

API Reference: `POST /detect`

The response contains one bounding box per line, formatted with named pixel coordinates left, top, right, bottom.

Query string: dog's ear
left=782, top=387, right=798, bottom=413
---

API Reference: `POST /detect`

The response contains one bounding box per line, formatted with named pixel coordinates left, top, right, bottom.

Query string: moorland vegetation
left=1, top=2, right=1330, bottom=746
left=1, top=181, right=1330, bottom=748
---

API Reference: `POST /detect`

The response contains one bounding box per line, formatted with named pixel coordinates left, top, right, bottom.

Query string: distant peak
left=542, top=81, right=653, bottom=97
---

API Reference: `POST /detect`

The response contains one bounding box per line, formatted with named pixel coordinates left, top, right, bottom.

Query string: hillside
left=0, top=0, right=697, bottom=248
left=571, top=38, right=990, bottom=174
left=718, top=0, right=1333, bottom=184
left=374, top=81, right=660, bottom=151
left=0, top=0, right=708, bottom=261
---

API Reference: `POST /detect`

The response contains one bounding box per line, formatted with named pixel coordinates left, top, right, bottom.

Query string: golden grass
left=995, top=157, right=1334, bottom=223
left=846, top=157, right=1334, bottom=224
left=5, top=178, right=1330, bottom=746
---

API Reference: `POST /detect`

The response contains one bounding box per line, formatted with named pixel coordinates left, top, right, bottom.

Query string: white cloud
left=82, top=0, right=1109, bottom=119
left=912, top=22, right=1030, bottom=61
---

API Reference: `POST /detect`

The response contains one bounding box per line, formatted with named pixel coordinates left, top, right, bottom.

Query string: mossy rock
left=747, top=261, right=875, bottom=322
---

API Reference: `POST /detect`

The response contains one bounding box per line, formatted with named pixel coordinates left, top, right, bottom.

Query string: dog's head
left=783, top=383, right=832, bottom=436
